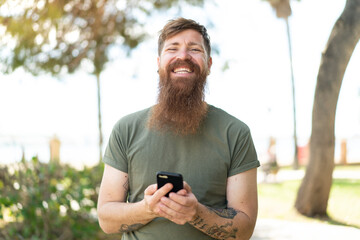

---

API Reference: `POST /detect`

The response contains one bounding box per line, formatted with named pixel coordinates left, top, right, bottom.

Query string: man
left=97, top=18, right=260, bottom=240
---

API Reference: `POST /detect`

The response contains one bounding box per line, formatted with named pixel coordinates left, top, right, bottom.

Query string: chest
left=126, top=130, right=231, bottom=207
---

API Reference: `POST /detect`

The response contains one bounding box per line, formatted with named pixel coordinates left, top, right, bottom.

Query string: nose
left=176, top=48, right=191, bottom=60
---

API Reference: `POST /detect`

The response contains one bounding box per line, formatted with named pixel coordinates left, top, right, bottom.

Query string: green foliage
left=0, top=0, right=205, bottom=76
left=0, top=157, right=116, bottom=240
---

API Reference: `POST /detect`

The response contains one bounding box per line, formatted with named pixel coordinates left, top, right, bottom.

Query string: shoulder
left=113, top=107, right=152, bottom=132
left=206, top=105, right=250, bottom=133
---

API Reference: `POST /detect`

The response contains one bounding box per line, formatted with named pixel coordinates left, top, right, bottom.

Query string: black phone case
left=156, top=171, right=183, bottom=197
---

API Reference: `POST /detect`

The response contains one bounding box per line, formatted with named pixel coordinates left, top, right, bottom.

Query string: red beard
left=148, top=59, right=208, bottom=135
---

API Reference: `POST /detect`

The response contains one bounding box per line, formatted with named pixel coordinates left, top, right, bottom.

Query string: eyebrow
left=164, top=41, right=203, bottom=48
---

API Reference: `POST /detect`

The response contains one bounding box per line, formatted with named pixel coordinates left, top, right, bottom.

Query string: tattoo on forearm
left=206, top=222, right=238, bottom=239
left=119, top=223, right=144, bottom=233
left=206, top=207, right=239, bottom=219
left=189, top=207, right=240, bottom=239
left=189, top=216, right=209, bottom=230
left=190, top=216, right=237, bottom=239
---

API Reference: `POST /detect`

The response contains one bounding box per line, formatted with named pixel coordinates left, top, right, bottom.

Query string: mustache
left=167, top=59, right=200, bottom=73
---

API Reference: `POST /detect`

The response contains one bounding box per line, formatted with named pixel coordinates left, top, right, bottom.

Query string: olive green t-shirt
left=103, top=105, right=260, bottom=240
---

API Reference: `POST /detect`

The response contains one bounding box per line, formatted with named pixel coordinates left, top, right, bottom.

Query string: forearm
left=188, top=203, right=256, bottom=240
left=97, top=200, right=155, bottom=234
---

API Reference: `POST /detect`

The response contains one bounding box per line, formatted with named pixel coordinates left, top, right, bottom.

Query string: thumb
left=144, top=183, right=157, bottom=196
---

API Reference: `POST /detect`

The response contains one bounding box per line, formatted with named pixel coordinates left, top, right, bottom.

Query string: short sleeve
left=228, top=127, right=260, bottom=177
left=103, top=121, right=128, bottom=173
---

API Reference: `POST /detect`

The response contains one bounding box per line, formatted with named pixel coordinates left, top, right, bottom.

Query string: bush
left=0, top=157, right=120, bottom=240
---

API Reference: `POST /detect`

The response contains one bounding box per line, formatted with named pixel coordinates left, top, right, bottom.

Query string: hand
left=158, top=181, right=199, bottom=225
left=143, top=183, right=174, bottom=218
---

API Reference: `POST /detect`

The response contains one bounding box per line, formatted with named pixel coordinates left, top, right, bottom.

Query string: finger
left=153, top=183, right=173, bottom=200
left=159, top=200, right=184, bottom=217
left=161, top=195, right=184, bottom=212
left=144, top=184, right=157, bottom=195
left=158, top=201, right=190, bottom=225
left=183, top=181, right=192, bottom=193
left=170, top=190, right=198, bottom=208
left=164, top=193, right=197, bottom=216
left=168, top=192, right=189, bottom=206
left=177, top=189, right=187, bottom=196
left=157, top=208, right=179, bottom=224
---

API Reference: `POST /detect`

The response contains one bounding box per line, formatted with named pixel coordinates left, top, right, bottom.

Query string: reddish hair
left=158, top=18, right=211, bottom=57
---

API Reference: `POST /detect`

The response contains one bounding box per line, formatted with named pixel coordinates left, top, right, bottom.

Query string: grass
left=327, top=179, right=360, bottom=228
left=258, top=167, right=360, bottom=228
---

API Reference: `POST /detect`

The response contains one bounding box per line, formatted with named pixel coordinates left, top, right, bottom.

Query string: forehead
left=163, top=29, right=205, bottom=47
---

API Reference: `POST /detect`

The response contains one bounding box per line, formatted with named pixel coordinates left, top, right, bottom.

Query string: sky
left=1, top=0, right=359, bottom=167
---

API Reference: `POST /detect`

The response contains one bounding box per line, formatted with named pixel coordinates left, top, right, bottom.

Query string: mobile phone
left=156, top=171, right=183, bottom=197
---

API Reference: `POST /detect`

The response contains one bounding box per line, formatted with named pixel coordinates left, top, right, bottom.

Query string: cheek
left=159, top=59, right=171, bottom=71
left=159, top=54, right=174, bottom=65
left=196, top=60, right=207, bottom=73
left=193, top=56, right=207, bottom=67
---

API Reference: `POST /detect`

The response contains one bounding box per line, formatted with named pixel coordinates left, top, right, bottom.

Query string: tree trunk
left=285, top=18, right=299, bottom=169
left=295, top=0, right=360, bottom=217
left=96, top=73, right=103, bottom=163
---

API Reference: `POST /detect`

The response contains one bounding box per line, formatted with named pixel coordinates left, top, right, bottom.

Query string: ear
left=157, top=56, right=160, bottom=70
left=208, top=56, right=213, bottom=69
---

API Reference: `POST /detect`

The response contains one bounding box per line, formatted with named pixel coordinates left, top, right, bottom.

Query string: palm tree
left=267, top=0, right=299, bottom=169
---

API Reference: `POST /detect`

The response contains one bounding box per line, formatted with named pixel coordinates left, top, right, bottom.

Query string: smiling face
left=149, top=29, right=212, bottom=135
left=157, top=29, right=212, bottom=91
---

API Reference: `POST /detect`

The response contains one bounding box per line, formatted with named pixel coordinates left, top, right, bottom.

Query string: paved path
left=258, top=169, right=360, bottom=183
left=251, top=219, right=360, bottom=240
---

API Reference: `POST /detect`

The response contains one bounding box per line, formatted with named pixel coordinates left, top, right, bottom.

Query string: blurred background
left=1, top=0, right=359, bottom=168
left=0, top=0, right=359, bottom=239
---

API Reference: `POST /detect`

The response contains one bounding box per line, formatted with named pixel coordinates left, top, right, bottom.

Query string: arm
left=158, top=168, right=258, bottom=240
left=97, top=164, right=174, bottom=234
left=191, top=168, right=258, bottom=239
